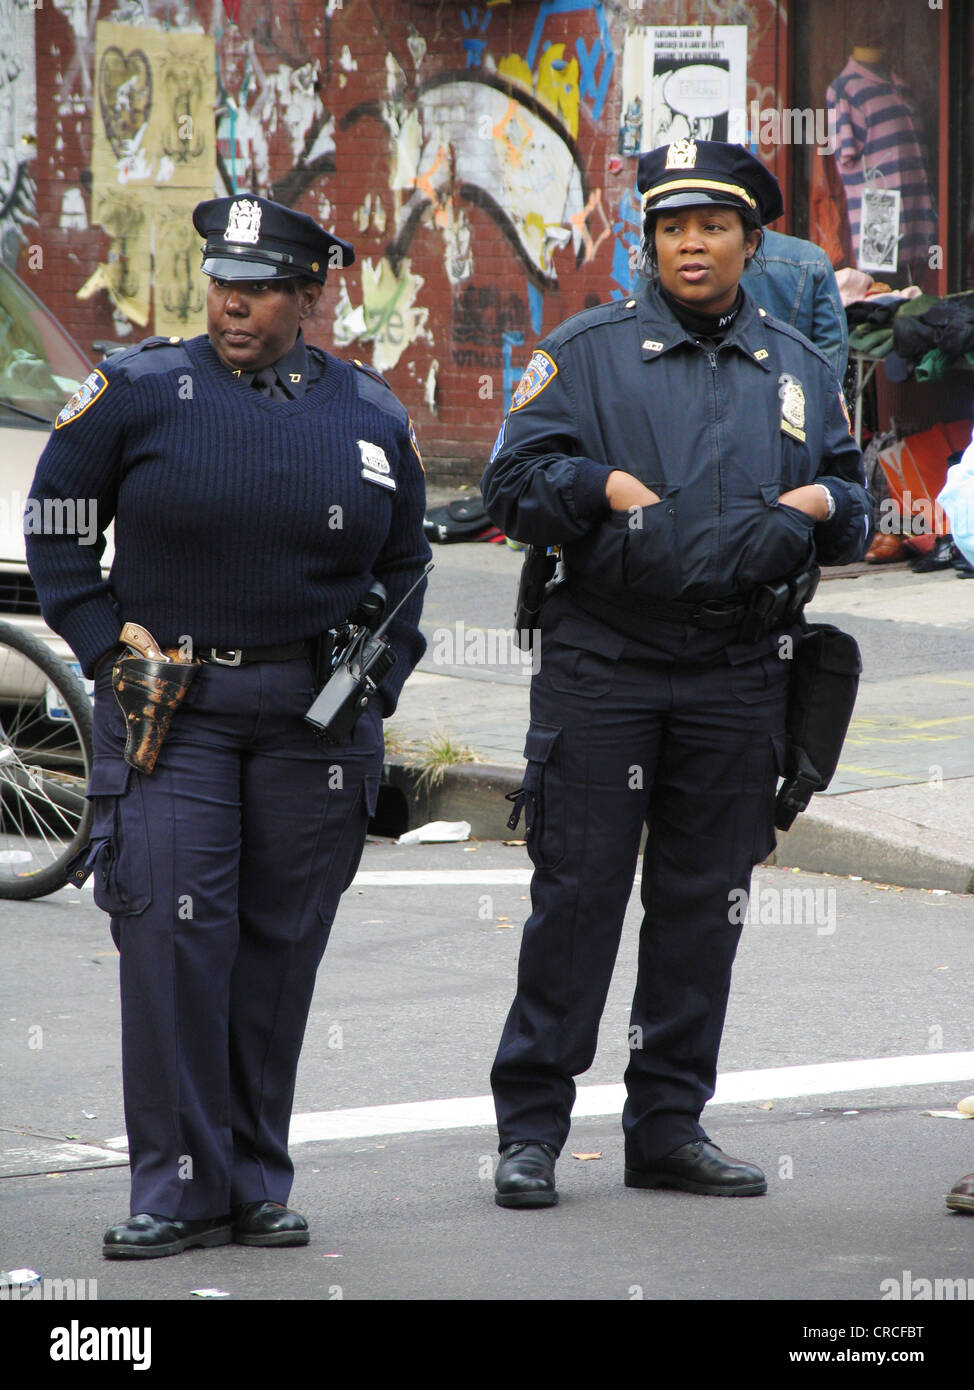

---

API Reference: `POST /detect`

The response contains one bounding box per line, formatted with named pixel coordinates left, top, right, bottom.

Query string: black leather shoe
left=102, top=1212, right=232, bottom=1259
left=911, top=536, right=954, bottom=573
left=625, top=1140, right=767, bottom=1196
left=951, top=544, right=974, bottom=577
left=494, top=1141, right=558, bottom=1208
left=232, top=1201, right=310, bottom=1246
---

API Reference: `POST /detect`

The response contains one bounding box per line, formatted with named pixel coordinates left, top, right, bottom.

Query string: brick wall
left=19, top=0, right=786, bottom=484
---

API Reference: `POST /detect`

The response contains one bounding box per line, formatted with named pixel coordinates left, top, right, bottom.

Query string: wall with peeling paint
left=21, top=0, right=787, bottom=482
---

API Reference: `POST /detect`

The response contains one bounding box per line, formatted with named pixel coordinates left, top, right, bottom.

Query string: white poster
left=0, top=0, right=37, bottom=262
left=620, top=26, right=748, bottom=157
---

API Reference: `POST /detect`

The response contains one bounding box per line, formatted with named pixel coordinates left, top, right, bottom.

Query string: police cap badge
left=193, top=195, right=355, bottom=283
left=637, top=140, right=784, bottom=226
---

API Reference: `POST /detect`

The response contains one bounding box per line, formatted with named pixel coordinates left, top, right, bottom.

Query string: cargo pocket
left=754, top=733, right=788, bottom=865
left=342, top=773, right=380, bottom=890
left=318, top=771, right=382, bottom=925
left=505, top=723, right=564, bottom=871
left=81, top=758, right=153, bottom=917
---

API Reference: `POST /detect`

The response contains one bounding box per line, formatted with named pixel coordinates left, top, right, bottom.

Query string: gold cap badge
left=665, top=138, right=697, bottom=169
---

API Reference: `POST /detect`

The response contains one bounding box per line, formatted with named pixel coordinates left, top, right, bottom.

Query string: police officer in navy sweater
left=26, top=196, right=430, bottom=1257
left=483, top=142, right=871, bottom=1208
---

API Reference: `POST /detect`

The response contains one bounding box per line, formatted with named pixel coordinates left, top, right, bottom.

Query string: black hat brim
left=201, top=254, right=306, bottom=281
left=646, top=189, right=757, bottom=214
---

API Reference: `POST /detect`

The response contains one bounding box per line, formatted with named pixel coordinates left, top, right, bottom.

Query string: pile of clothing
left=844, top=278, right=974, bottom=384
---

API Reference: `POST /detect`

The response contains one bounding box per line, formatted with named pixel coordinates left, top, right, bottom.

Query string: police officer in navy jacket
left=482, top=141, right=871, bottom=1208
left=26, top=196, right=430, bottom=1257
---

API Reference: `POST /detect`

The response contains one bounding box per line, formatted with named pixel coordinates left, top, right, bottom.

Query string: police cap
left=193, top=195, right=355, bottom=283
left=637, top=139, right=784, bottom=226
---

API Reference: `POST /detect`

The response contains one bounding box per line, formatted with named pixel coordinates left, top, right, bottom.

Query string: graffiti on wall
left=332, top=1, right=618, bottom=372
left=0, top=0, right=37, bottom=265
left=85, top=20, right=215, bottom=332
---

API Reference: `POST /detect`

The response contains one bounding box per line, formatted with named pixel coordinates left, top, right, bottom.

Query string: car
left=0, top=261, right=118, bottom=680
left=0, top=264, right=111, bottom=895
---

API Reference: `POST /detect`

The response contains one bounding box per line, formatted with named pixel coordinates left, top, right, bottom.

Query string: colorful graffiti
left=29, top=0, right=789, bottom=470
left=0, top=0, right=37, bottom=264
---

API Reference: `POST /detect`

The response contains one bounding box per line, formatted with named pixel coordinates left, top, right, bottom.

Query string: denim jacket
left=747, top=229, right=849, bottom=380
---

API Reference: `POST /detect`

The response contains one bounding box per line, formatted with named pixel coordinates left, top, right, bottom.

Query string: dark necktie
left=252, top=366, right=289, bottom=401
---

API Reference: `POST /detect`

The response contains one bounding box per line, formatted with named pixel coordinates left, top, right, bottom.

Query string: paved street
left=2, top=538, right=973, bottom=1353
left=2, top=840, right=973, bottom=1323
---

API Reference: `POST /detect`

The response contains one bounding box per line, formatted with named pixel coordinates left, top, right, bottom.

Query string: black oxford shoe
left=910, top=536, right=954, bottom=573
left=103, top=1212, right=233, bottom=1259
left=494, top=1141, right=558, bottom=1208
left=232, top=1201, right=310, bottom=1246
left=625, top=1140, right=767, bottom=1196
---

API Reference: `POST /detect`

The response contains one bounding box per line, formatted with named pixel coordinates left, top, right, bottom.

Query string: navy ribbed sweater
left=26, top=335, right=430, bottom=708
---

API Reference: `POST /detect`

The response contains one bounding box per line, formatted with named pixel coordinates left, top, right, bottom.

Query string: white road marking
left=98, top=1052, right=974, bottom=1151
left=351, top=870, right=533, bottom=885
left=0, top=1141, right=125, bottom=1177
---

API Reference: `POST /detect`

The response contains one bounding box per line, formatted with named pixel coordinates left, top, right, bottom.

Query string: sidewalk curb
left=769, top=797, right=974, bottom=895
left=382, top=758, right=974, bottom=894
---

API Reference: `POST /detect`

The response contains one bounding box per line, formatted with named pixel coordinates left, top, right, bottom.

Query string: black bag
left=423, top=496, right=499, bottom=544
left=774, top=623, right=862, bottom=831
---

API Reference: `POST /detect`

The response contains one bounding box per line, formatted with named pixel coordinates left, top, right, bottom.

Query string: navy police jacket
left=482, top=280, right=871, bottom=612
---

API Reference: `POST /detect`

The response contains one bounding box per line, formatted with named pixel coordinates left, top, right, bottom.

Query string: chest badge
left=778, top=373, right=807, bottom=442
left=359, top=439, right=396, bottom=490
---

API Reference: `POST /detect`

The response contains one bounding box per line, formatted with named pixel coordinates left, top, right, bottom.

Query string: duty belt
left=572, top=566, right=820, bottom=643
left=200, top=640, right=313, bottom=666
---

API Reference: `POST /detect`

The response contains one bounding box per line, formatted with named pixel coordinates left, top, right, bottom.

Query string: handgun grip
left=119, top=621, right=165, bottom=660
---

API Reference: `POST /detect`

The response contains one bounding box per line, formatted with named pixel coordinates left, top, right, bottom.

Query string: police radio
left=305, top=563, right=433, bottom=743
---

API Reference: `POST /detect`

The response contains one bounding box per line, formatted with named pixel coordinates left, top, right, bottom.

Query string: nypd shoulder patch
left=509, top=350, right=558, bottom=412
left=837, top=386, right=854, bottom=437
left=489, top=420, right=506, bottom=462
left=408, top=418, right=424, bottom=471
left=54, top=370, right=108, bottom=430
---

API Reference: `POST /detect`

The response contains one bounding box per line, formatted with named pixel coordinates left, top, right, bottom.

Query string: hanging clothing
left=825, top=58, right=937, bottom=268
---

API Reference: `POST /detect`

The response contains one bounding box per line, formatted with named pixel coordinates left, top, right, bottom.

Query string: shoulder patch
left=54, top=369, right=108, bottom=429
left=837, top=386, right=853, bottom=436
left=509, top=350, right=558, bottom=412
left=489, top=420, right=506, bottom=462
left=408, top=418, right=424, bottom=471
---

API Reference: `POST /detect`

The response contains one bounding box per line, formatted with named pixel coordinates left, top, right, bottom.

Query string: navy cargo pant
left=491, top=605, right=790, bottom=1165
left=88, top=655, right=382, bottom=1219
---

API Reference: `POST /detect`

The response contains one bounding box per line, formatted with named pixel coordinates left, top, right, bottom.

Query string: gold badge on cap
left=778, top=373, right=806, bottom=442
left=224, top=198, right=262, bottom=245
left=665, top=138, right=697, bottom=169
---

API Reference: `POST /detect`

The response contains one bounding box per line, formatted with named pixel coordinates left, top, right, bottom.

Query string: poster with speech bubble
left=621, top=26, right=747, bottom=157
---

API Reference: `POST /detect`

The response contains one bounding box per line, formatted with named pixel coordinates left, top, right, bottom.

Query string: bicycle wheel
left=0, top=620, right=94, bottom=898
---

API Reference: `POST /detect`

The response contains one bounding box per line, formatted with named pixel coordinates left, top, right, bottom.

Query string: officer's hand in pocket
left=777, top=485, right=830, bottom=520
left=605, top=471, right=661, bottom=510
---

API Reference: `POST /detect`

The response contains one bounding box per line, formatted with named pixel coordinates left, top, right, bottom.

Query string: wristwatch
left=817, top=484, right=836, bottom=521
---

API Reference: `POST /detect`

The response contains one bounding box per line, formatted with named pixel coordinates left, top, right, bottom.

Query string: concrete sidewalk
left=383, top=533, right=974, bottom=894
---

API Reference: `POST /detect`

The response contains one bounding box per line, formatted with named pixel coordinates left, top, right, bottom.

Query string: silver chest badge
left=224, top=198, right=262, bottom=245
